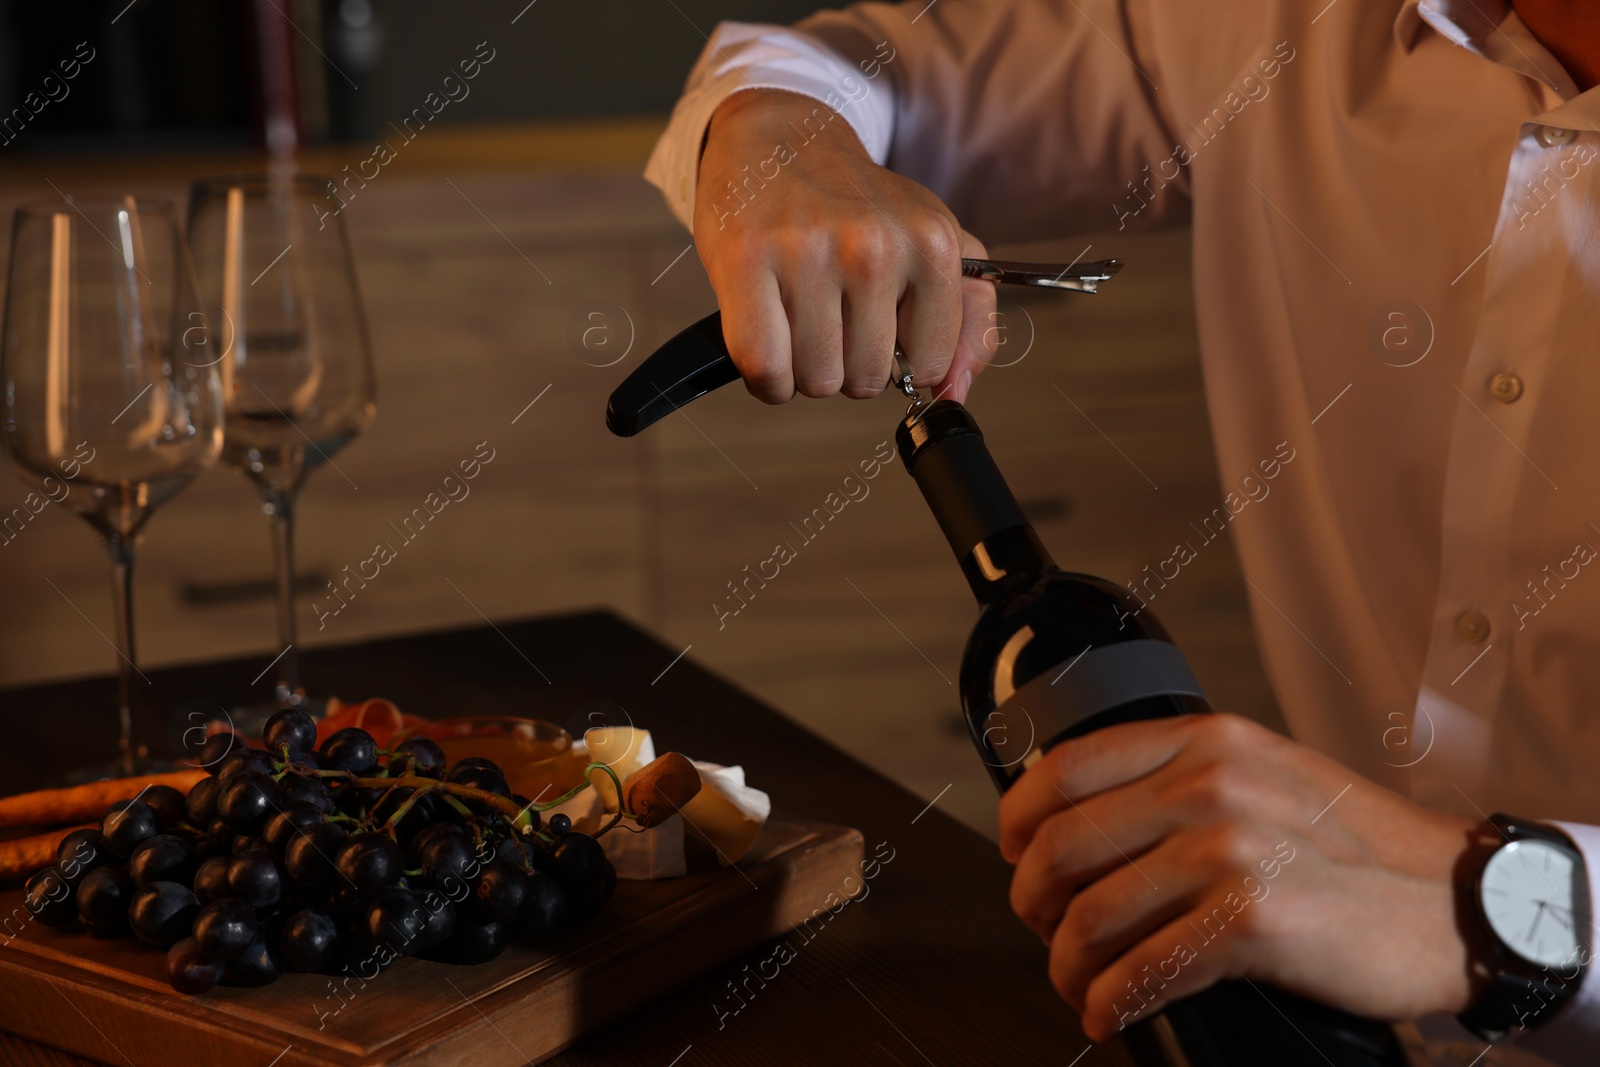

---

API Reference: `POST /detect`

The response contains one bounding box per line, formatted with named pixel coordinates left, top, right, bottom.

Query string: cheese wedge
left=681, top=762, right=770, bottom=865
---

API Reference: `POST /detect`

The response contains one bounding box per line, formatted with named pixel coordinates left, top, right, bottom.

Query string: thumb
left=930, top=229, right=998, bottom=404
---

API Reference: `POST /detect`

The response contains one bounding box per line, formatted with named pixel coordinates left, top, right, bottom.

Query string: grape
left=193, top=855, right=232, bottom=904
left=129, top=882, right=200, bottom=946
left=77, top=866, right=134, bottom=934
left=191, top=833, right=230, bottom=862
left=216, top=747, right=274, bottom=787
left=523, top=834, right=554, bottom=869
left=281, top=776, right=334, bottom=815
left=386, top=791, right=444, bottom=842
left=128, top=835, right=198, bottom=890
left=493, top=833, right=543, bottom=871
left=224, top=935, right=283, bottom=987
left=26, top=728, right=626, bottom=986
left=447, top=764, right=511, bottom=800
left=185, top=776, right=220, bottom=826
left=449, top=756, right=504, bottom=776
left=447, top=766, right=511, bottom=819
left=284, top=823, right=348, bottom=888
left=407, top=819, right=468, bottom=864
left=263, top=803, right=324, bottom=852
left=471, top=858, right=529, bottom=924
left=319, top=728, right=377, bottom=774
left=391, top=737, right=446, bottom=778
left=194, top=731, right=240, bottom=772
left=548, top=833, right=615, bottom=923
left=422, top=915, right=507, bottom=965
left=167, top=937, right=226, bottom=994
left=334, top=833, right=403, bottom=893
left=409, top=882, right=457, bottom=951
left=323, top=882, right=368, bottom=918
left=217, top=772, right=281, bottom=832
left=420, top=833, right=477, bottom=886
left=361, top=887, right=426, bottom=956
left=23, top=866, right=76, bottom=927
left=192, top=898, right=261, bottom=964
left=280, top=909, right=338, bottom=971
left=263, top=708, right=318, bottom=759
left=513, top=871, right=569, bottom=943
left=226, top=849, right=283, bottom=909
left=230, top=833, right=267, bottom=857
left=101, top=800, right=160, bottom=859
left=56, top=828, right=111, bottom=884
left=142, top=785, right=188, bottom=831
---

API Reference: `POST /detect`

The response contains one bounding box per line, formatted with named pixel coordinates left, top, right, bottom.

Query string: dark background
left=0, top=0, right=826, bottom=153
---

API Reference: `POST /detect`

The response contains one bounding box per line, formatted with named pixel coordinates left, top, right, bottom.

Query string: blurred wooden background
left=0, top=121, right=1279, bottom=837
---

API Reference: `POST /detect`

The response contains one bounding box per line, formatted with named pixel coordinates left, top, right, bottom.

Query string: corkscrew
left=605, top=257, right=1122, bottom=437
left=892, top=345, right=924, bottom=414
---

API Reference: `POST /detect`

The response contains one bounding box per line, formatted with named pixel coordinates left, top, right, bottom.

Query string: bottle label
left=981, top=639, right=1209, bottom=775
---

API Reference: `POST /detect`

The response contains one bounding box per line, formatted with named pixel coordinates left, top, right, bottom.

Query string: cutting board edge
left=0, top=819, right=868, bottom=1067
left=382, top=821, right=869, bottom=1067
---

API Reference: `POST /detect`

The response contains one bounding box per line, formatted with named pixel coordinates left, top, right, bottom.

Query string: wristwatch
left=1457, top=813, right=1591, bottom=1042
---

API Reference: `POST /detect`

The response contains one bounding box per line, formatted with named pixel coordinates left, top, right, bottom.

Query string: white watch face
left=1480, top=839, right=1584, bottom=968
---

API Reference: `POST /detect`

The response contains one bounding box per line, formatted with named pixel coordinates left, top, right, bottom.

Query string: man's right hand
left=693, top=88, right=997, bottom=405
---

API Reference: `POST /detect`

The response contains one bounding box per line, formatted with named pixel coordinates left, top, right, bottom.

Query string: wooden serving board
left=0, top=818, right=864, bottom=1067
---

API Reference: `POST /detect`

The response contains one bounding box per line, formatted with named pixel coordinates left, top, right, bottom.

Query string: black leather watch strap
left=1457, top=965, right=1583, bottom=1041
left=1456, top=814, right=1590, bottom=1042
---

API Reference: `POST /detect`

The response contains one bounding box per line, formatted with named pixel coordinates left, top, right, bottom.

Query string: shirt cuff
left=1504, top=820, right=1600, bottom=1062
left=643, top=21, right=896, bottom=230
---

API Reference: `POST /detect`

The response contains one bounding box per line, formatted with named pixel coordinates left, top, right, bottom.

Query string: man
left=644, top=1, right=1600, bottom=1063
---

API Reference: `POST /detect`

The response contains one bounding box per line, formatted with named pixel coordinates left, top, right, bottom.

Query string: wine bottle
left=896, top=398, right=1407, bottom=1067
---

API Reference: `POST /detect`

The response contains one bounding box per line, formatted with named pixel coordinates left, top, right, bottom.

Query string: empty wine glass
left=185, top=174, right=376, bottom=721
left=1, top=196, right=224, bottom=776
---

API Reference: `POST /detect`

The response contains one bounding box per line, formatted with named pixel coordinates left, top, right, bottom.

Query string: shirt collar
left=1393, top=0, right=1590, bottom=110
left=1394, top=0, right=1512, bottom=55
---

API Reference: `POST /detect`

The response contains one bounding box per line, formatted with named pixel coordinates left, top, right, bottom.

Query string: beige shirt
left=645, top=2, right=1600, bottom=1062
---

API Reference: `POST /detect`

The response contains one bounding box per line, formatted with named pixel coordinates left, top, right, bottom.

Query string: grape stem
left=324, top=763, right=635, bottom=837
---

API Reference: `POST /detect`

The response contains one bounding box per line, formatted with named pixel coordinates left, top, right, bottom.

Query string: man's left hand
left=998, top=713, right=1480, bottom=1040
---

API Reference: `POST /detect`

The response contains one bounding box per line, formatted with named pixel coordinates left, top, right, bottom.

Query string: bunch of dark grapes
left=22, top=710, right=617, bottom=995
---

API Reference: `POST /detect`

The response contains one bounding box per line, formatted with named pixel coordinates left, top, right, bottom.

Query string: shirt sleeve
left=643, top=22, right=896, bottom=230
left=643, top=0, right=1190, bottom=242
left=1509, top=820, right=1600, bottom=1061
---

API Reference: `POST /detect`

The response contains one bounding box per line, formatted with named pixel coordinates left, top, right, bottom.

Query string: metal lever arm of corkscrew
left=605, top=258, right=1123, bottom=437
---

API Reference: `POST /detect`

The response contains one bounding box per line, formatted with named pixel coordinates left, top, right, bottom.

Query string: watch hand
left=1526, top=900, right=1548, bottom=942
left=1543, top=902, right=1575, bottom=930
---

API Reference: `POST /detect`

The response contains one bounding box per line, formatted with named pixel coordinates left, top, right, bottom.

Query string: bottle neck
left=958, top=524, right=1056, bottom=604
left=896, top=400, right=1055, bottom=606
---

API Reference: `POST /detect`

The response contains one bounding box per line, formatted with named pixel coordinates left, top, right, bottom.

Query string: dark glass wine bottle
left=896, top=398, right=1407, bottom=1067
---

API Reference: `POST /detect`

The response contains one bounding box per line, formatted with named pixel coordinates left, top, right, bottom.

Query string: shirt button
left=1456, top=610, right=1492, bottom=643
left=1488, top=372, right=1523, bottom=403
left=1535, top=124, right=1578, bottom=148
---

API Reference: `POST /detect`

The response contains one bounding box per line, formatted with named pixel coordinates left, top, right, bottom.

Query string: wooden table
left=0, top=610, right=1131, bottom=1066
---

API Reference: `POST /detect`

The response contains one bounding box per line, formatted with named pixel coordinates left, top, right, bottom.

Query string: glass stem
left=105, top=535, right=138, bottom=776
left=265, top=489, right=302, bottom=704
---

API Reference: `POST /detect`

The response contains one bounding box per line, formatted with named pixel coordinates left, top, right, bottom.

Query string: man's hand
left=695, top=88, right=997, bottom=405
left=998, top=713, right=1481, bottom=1040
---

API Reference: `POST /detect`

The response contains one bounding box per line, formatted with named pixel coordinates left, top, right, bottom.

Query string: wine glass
left=185, top=174, right=376, bottom=722
left=1, top=196, right=224, bottom=776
